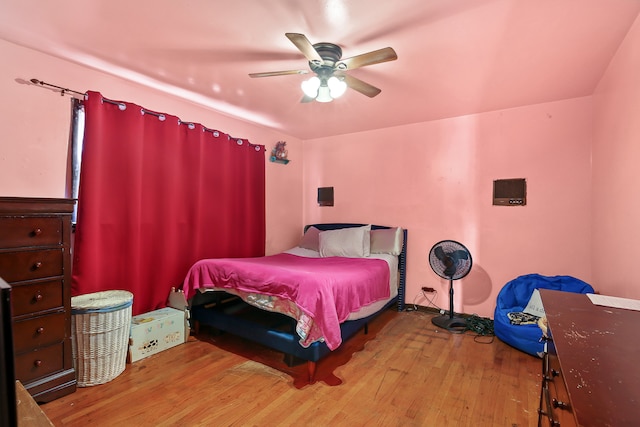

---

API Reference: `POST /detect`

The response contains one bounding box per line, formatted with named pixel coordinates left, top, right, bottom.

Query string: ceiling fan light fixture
left=301, top=75, right=346, bottom=102
left=301, top=76, right=320, bottom=98
left=328, top=76, right=347, bottom=98
left=315, top=85, right=333, bottom=103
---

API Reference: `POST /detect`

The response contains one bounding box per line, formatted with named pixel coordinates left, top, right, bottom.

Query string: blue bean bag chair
left=494, top=274, right=594, bottom=357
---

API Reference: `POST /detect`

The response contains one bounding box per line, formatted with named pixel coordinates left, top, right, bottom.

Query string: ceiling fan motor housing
left=309, top=42, right=345, bottom=77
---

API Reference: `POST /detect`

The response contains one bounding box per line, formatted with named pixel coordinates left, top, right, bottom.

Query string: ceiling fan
left=249, top=33, right=397, bottom=103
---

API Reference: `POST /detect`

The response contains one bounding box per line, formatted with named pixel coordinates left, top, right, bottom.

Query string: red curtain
left=72, top=91, right=265, bottom=315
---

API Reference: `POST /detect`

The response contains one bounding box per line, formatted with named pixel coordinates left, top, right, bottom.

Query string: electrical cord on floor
left=406, top=289, right=442, bottom=312
left=405, top=292, right=494, bottom=344
left=465, top=314, right=495, bottom=344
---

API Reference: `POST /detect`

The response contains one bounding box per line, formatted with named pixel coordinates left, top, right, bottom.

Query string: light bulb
left=315, top=86, right=333, bottom=102
left=328, top=76, right=347, bottom=98
left=301, top=76, right=320, bottom=98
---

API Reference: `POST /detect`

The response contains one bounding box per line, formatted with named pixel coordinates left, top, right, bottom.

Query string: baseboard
left=403, top=304, right=441, bottom=314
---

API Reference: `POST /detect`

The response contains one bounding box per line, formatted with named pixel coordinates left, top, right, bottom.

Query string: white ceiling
left=1, top=0, right=639, bottom=139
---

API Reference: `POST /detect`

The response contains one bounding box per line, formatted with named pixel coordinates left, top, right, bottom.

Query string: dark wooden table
left=16, top=380, right=54, bottom=426
left=540, top=289, right=640, bottom=426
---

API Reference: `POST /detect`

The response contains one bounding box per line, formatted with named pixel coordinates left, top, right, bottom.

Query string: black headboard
left=304, top=223, right=407, bottom=311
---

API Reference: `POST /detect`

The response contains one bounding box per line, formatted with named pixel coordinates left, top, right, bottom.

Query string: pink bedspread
left=182, top=253, right=390, bottom=350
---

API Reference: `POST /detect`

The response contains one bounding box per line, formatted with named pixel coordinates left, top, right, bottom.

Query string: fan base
left=431, top=315, right=467, bottom=333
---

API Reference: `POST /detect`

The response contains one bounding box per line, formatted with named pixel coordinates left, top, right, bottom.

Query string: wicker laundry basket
left=71, top=290, right=133, bottom=387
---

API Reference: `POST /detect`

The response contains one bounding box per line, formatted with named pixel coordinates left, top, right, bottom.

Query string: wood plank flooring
left=40, top=310, right=541, bottom=426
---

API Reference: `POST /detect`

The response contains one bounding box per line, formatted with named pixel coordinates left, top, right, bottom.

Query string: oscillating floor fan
left=428, top=240, right=473, bottom=332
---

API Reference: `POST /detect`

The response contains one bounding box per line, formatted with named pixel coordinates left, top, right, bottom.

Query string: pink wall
left=303, top=98, right=593, bottom=318
left=592, top=14, right=640, bottom=299
left=8, top=26, right=637, bottom=318
left=0, top=39, right=303, bottom=255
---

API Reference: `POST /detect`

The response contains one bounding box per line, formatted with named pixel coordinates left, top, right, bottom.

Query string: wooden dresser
left=0, top=197, right=76, bottom=402
left=538, top=289, right=640, bottom=426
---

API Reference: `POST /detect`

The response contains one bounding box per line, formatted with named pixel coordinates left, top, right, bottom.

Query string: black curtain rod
left=30, top=78, right=85, bottom=97
left=30, top=80, right=169, bottom=121
left=29, top=79, right=259, bottom=148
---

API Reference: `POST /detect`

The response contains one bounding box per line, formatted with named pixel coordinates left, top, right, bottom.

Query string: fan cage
left=428, top=240, right=472, bottom=280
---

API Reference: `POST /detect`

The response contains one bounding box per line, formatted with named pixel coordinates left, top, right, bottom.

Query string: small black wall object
left=493, top=178, right=526, bottom=206
left=317, top=187, right=334, bottom=206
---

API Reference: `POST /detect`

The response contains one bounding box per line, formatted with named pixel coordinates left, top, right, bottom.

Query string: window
left=68, top=98, right=85, bottom=223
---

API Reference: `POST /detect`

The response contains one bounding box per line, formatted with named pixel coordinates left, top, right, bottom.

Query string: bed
left=182, top=223, right=407, bottom=383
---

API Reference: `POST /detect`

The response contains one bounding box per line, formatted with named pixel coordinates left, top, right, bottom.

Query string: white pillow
left=370, top=227, right=404, bottom=256
left=319, top=225, right=371, bottom=258
left=523, top=289, right=545, bottom=317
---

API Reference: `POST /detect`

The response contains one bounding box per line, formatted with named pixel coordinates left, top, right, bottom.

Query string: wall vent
left=493, top=178, right=526, bottom=206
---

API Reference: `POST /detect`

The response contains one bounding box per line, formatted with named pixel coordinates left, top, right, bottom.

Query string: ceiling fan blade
left=249, top=69, right=309, bottom=78
left=300, top=95, right=316, bottom=103
left=337, top=47, right=397, bottom=70
left=342, top=74, right=382, bottom=98
left=285, top=33, right=323, bottom=65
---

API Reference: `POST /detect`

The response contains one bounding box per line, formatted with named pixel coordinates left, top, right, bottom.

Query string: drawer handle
left=36, top=326, right=45, bottom=335
left=544, top=369, right=561, bottom=381
left=34, top=292, right=43, bottom=302
left=33, top=228, right=43, bottom=236
left=33, top=359, right=43, bottom=367
left=537, top=409, right=560, bottom=426
left=552, top=398, right=570, bottom=410
left=32, top=261, right=43, bottom=270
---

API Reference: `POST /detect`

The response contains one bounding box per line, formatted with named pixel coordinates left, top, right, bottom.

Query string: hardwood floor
left=40, top=310, right=541, bottom=426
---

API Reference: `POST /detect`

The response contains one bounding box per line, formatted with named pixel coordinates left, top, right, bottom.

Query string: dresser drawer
left=0, top=216, right=62, bottom=248
left=547, top=352, right=573, bottom=415
left=541, top=351, right=576, bottom=427
left=13, top=312, right=66, bottom=354
left=11, top=279, right=64, bottom=317
left=0, top=249, right=63, bottom=282
left=14, top=343, right=65, bottom=384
